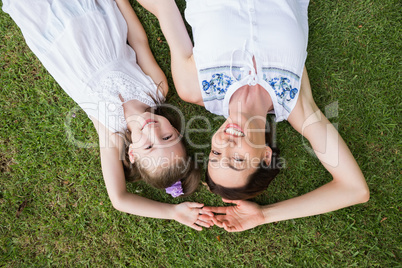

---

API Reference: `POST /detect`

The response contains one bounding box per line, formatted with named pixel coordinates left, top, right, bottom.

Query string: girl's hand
left=172, top=202, right=215, bottom=231
left=202, top=199, right=265, bottom=232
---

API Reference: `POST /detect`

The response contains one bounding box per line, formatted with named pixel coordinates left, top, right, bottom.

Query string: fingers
left=199, top=209, right=214, bottom=217
left=213, top=215, right=230, bottom=228
left=223, top=222, right=239, bottom=233
left=211, top=216, right=224, bottom=228
left=195, top=219, right=213, bottom=228
left=198, top=214, right=215, bottom=227
left=211, top=218, right=239, bottom=232
left=215, top=214, right=230, bottom=224
left=198, top=214, right=213, bottom=222
left=189, top=224, right=202, bottom=231
left=202, top=206, right=227, bottom=214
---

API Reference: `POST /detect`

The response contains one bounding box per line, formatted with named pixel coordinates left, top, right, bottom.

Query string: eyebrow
left=208, top=159, right=246, bottom=172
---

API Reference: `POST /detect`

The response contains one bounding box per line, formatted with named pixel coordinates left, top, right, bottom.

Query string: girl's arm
left=203, top=67, right=369, bottom=232
left=136, top=0, right=204, bottom=105
left=91, top=116, right=213, bottom=231
left=115, top=0, right=168, bottom=96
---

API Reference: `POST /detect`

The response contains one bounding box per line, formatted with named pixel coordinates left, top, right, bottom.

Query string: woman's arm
left=115, top=0, right=168, bottom=96
left=203, top=67, right=369, bottom=232
left=136, top=0, right=204, bottom=105
left=91, top=117, right=213, bottom=230
left=263, top=67, right=369, bottom=222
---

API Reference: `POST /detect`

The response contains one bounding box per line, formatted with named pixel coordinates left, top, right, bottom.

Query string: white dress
left=2, top=0, right=164, bottom=132
left=185, top=0, right=309, bottom=121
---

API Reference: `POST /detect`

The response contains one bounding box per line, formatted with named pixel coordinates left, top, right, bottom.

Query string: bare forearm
left=114, top=0, right=168, bottom=95
left=112, top=192, right=175, bottom=220
left=94, top=123, right=175, bottom=220
left=262, top=180, right=369, bottom=224
left=133, top=43, right=169, bottom=96
left=137, top=0, right=193, bottom=56
left=111, top=191, right=211, bottom=231
left=115, top=0, right=147, bottom=44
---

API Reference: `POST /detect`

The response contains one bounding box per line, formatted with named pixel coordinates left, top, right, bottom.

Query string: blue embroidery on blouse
left=261, top=67, right=300, bottom=80
left=264, top=75, right=298, bottom=111
left=202, top=73, right=235, bottom=97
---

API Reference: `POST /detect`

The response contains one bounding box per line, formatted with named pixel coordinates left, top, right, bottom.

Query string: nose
left=145, top=124, right=161, bottom=144
left=214, top=131, right=237, bottom=148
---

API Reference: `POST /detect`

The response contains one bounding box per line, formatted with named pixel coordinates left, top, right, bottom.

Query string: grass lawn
left=0, top=0, right=400, bottom=266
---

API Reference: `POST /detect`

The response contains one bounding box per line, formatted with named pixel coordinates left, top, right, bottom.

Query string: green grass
left=1, top=0, right=401, bottom=266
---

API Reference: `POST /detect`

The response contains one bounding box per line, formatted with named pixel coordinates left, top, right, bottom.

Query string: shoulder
left=287, top=66, right=320, bottom=134
left=90, top=116, right=125, bottom=151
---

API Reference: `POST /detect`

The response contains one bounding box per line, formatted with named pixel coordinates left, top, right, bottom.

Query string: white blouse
left=3, top=0, right=164, bottom=133
left=185, top=0, right=309, bottom=121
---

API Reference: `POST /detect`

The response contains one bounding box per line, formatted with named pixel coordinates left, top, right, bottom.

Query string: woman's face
left=208, top=114, right=271, bottom=188
left=128, top=112, right=186, bottom=172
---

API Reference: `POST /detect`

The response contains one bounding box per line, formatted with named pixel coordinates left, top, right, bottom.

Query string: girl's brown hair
left=120, top=96, right=200, bottom=196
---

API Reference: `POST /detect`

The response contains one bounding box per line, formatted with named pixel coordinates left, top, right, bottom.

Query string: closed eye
left=211, top=150, right=221, bottom=155
left=163, top=135, right=173, bottom=141
left=145, top=144, right=153, bottom=150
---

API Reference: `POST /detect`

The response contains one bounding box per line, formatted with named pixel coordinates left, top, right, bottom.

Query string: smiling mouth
left=224, top=124, right=245, bottom=137
left=141, top=119, right=157, bottom=130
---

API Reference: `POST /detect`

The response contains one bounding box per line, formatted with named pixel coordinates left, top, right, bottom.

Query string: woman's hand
left=172, top=202, right=215, bottom=231
left=202, top=199, right=266, bottom=232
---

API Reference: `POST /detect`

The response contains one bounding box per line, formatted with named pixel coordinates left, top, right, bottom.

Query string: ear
left=128, top=144, right=136, bottom=164
left=174, top=128, right=182, bottom=137
left=263, top=146, right=273, bottom=166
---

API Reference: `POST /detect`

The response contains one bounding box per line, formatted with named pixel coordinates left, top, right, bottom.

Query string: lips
left=141, top=119, right=157, bottom=130
left=224, top=123, right=245, bottom=137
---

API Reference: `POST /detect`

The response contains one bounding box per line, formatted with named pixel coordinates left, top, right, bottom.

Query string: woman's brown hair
left=205, top=118, right=280, bottom=200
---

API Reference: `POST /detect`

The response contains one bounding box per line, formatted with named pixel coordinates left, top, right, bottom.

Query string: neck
left=228, top=84, right=273, bottom=118
left=123, top=100, right=150, bottom=132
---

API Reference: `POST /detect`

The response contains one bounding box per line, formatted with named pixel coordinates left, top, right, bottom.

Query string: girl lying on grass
left=137, top=0, right=370, bottom=232
left=2, top=0, right=213, bottom=230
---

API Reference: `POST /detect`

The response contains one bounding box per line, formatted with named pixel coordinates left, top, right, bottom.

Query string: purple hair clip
left=165, top=181, right=184, bottom=198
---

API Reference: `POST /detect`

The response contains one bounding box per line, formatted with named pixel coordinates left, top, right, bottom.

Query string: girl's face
left=208, top=115, right=271, bottom=188
left=128, top=112, right=186, bottom=172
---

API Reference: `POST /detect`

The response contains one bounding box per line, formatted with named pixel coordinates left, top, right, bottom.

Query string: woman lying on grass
left=2, top=0, right=213, bottom=231
left=137, top=0, right=370, bottom=232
